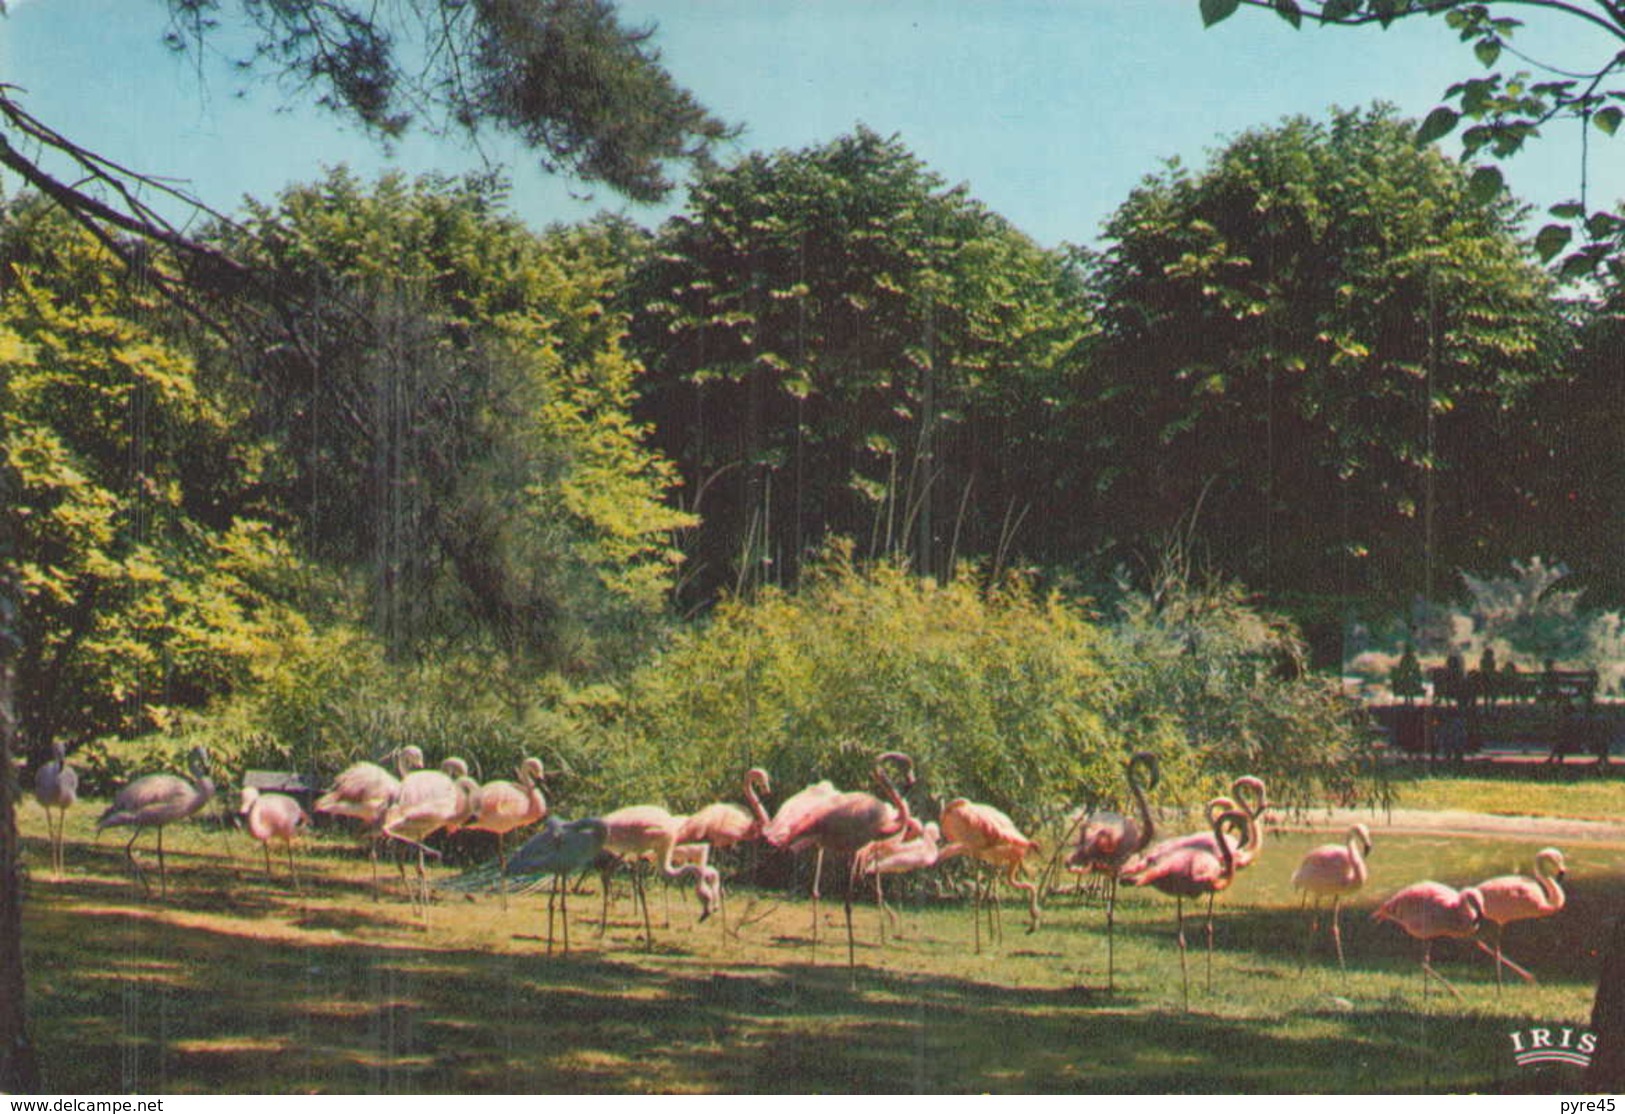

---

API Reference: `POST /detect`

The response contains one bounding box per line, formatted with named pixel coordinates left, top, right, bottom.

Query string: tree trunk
left=1585, top=914, right=1625, bottom=1091
left=0, top=558, right=41, bottom=1091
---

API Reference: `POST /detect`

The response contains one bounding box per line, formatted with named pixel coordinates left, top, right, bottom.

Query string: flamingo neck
left=743, top=768, right=772, bottom=830
left=1128, top=757, right=1155, bottom=848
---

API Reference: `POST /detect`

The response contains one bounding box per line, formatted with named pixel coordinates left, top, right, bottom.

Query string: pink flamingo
left=594, top=805, right=722, bottom=950
left=96, top=745, right=217, bottom=898
left=315, top=745, right=425, bottom=894
left=1290, top=823, right=1372, bottom=969
left=381, top=757, right=483, bottom=914
left=238, top=786, right=309, bottom=891
left=34, top=740, right=78, bottom=878
left=678, top=767, right=773, bottom=853
left=764, top=752, right=918, bottom=969
left=463, top=757, right=549, bottom=908
left=852, top=820, right=941, bottom=940
left=1121, top=806, right=1253, bottom=1008
left=1474, top=847, right=1566, bottom=989
left=1372, top=881, right=1487, bottom=1004
left=1118, top=775, right=1268, bottom=878
left=758, top=776, right=840, bottom=939
left=1064, top=751, right=1158, bottom=990
left=938, top=798, right=1042, bottom=953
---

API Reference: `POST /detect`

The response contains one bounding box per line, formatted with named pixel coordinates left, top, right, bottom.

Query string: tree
left=628, top=128, right=1089, bottom=604
left=1064, top=106, right=1567, bottom=650
left=212, top=170, right=691, bottom=670
left=1198, top=1, right=1625, bottom=281
left=0, top=200, right=312, bottom=767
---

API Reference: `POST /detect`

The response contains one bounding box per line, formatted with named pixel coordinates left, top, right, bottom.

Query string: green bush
left=608, top=546, right=1201, bottom=829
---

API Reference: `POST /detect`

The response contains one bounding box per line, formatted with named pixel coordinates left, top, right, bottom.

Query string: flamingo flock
left=27, top=740, right=1578, bottom=1006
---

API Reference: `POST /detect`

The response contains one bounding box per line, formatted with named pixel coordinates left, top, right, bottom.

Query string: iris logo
left=1508, top=1026, right=1597, bottom=1068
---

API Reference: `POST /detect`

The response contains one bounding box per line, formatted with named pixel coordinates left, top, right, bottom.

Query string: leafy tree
left=1198, top=1, right=1625, bottom=280
left=0, top=200, right=311, bottom=767
left=1065, top=106, right=1567, bottom=648
left=214, top=170, right=691, bottom=669
left=629, top=128, right=1090, bottom=604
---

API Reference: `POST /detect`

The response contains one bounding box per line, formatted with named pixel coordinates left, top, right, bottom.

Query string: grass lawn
left=17, top=794, right=1624, bottom=1094
left=1385, top=763, right=1625, bottom=820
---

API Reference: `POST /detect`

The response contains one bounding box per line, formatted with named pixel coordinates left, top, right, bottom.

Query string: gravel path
left=1278, top=806, right=1625, bottom=844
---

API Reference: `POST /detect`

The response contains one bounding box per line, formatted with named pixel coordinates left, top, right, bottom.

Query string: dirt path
left=1279, top=806, right=1625, bottom=845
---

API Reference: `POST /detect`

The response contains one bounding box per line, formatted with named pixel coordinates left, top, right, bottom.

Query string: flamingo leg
left=635, top=863, right=654, bottom=950
left=1474, top=936, right=1536, bottom=984
left=496, top=833, right=509, bottom=912
left=1330, top=895, right=1345, bottom=971
left=1105, top=873, right=1118, bottom=994
left=287, top=841, right=300, bottom=895
left=1299, top=896, right=1317, bottom=972
left=156, top=826, right=168, bottom=898
left=124, top=829, right=150, bottom=895
left=844, top=861, right=857, bottom=971
left=1421, top=940, right=1467, bottom=1005
left=263, top=841, right=273, bottom=879
left=810, top=847, right=825, bottom=948
left=1205, top=889, right=1216, bottom=992
left=1175, top=896, right=1190, bottom=1011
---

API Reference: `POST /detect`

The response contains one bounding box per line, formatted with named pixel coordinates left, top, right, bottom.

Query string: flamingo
left=1290, top=823, right=1372, bottom=969
left=758, top=776, right=841, bottom=939
left=462, top=757, right=549, bottom=908
left=1474, top=847, right=1566, bottom=989
left=1372, top=881, right=1487, bottom=1004
left=1121, top=806, right=1252, bottom=1008
left=938, top=797, right=1042, bottom=953
left=762, top=751, right=918, bottom=969
left=593, top=805, right=722, bottom=950
left=677, top=766, right=771, bottom=851
left=315, top=745, right=425, bottom=894
left=381, top=758, right=482, bottom=914
left=96, top=745, right=217, bottom=897
left=852, top=820, right=941, bottom=940
left=1064, top=751, right=1158, bottom=990
left=34, top=740, right=78, bottom=877
left=238, top=786, right=309, bottom=891
left=1118, top=775, right=1268, bottom=877
left=503, top=816, right=611, bottom=955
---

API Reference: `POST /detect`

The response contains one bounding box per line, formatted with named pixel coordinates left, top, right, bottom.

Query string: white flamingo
left=97, top=745, right=217, bottom=897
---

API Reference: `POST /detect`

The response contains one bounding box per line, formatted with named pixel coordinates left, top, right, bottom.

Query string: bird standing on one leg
left=1064, top=751, right=1158, bottom=991
left=97, top=746, right=217, bottom=898
left=1291, top=823, right=1372, bottom=970
left=34, top=740, right=78, bottom=878
left=853, top=821, right=941, bottom=940
left=938, top=797, right=1042, bottom=953
left=462, top=756, right=549, bottom=909
left=1474, top=847, right=1566, bottom=989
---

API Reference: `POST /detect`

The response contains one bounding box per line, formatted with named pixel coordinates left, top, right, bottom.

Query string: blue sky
left=4, top=0, right=1623, bottom=249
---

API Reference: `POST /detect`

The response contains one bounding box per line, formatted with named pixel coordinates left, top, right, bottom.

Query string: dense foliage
left=629, top=128, right=1089, bottom=604
left=1069, top=107, right=1568, bottom=645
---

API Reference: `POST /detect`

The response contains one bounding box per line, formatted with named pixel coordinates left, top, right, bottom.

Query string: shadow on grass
left=23, top=887, right=1576, bottom=1095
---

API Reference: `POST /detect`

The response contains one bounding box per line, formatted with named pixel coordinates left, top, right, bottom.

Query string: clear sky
left=4, top=0, right=1624, bottom=250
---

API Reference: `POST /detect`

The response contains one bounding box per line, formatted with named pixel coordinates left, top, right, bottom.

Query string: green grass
left=17, top=798, right=1619, bottom=1093
left=1386, top=764, right=1625, bottom=820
